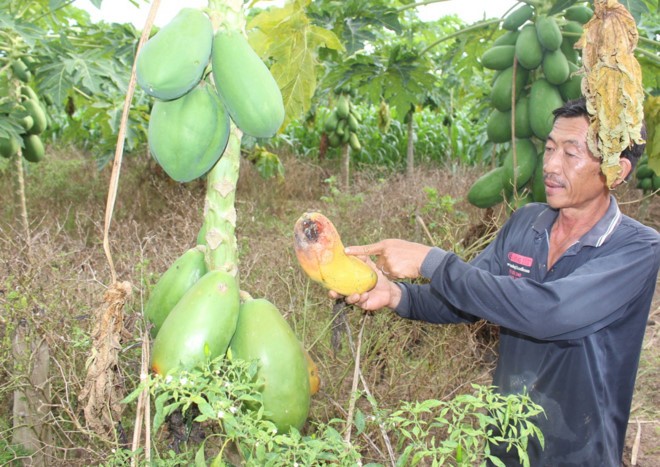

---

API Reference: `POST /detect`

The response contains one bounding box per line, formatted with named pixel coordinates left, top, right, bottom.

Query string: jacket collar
left=532, top=196, right=622, bottom=247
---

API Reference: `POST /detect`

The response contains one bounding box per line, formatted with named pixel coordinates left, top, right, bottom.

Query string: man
left=333, top=98, right=660, bottom=466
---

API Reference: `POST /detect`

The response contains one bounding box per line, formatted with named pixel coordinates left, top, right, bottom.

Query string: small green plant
left=123, top=356, right=362, bottom=466
left=380, top=384, right=545, bottom=466
left=320, top=175, right=364, bottom=208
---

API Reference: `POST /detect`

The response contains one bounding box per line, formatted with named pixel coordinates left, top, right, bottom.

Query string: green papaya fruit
left=531, top=152, right=547, bottom=202
left=324, top=110, right=339, bottom=132
left=562, top=21, right=584, bottom=46
left=486, top=109, right=512, bottom=143
left=21, top=85, right=39, bottom=101
left=640, top=177, right=652, bottom=191
left=145, top=246, right=207, bottom=337
left=11, top=59, right=31, bottom=83
left=336, top=94, right=350, bottom=119
left=328, top=132, right=341, bottom=147
left=559, top=62, right=583, bottom=101
left=349, top=132, right=362, bottom=152
left=543, top=49, right=570, bottom=85
left=529, top=79, right=564, bottom=140
left=503, top=4, right=534, bottom=31
left=229, top=298, right=311, bottom=433
left=481, top=45, right=516, bottom=70
left=535, top=16, right=562, bottom=51
left=564, top=5, right=594, bottom=25
left=347, top=114, right=359, bottom=132
left=636, top=164, right=655, bottom=179
left=151, top=270, right=240, bottom=376
left=467, top=166, right=507, bottom=209
left=148, top=81, right=230, bottom=183
left=560, top=37, right=579, bottom=64
left=136, top=8, right=213, bottom=101
left=514, top=95, right=533, bottom=139
left=22, top=134, right=44, bottom=163
left=493, top=30, right=520, bottom=47
left=502, top=138, right=537, bottom=189
left=212, top=30, right=285, bottom=138
left=515, top=24, right=543, bottom=70
left=0, top=135, right=20, bottom=158
left=652, top=174, right=660, bottom=191
left=490, top=66, right=529, bottom=112
left=24, top=99, right=47, bottom=135
left=19, top=115, right=34, bottom=133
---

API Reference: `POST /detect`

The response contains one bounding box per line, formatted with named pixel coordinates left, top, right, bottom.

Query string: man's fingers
left=345, top=242, right=383, bottom=257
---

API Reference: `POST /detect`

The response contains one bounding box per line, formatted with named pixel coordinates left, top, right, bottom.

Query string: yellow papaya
left=151, top=270, right=240, bottom=376
left=229, top=298, right=311, bottom=433
left=136, top=8, right=213, bottom=101
left=212, top=30, right=285, bottom=138
left=293, top=212, right=377, bottom=296
left=148, top=81, right=230, bottom=183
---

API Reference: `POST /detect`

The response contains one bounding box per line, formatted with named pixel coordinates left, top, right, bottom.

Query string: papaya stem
left=13, top=151, right=31, bottom=257
left=420, top=18, right=500, bottom=56
left=201, top=125, right=242, bottom=277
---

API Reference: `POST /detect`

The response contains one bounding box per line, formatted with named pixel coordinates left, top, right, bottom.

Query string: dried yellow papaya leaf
left=575, top=0, right=645, bottom=189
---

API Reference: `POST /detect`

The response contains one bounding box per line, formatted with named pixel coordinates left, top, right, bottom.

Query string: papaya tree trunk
left=200, top=126, right=242, bottom=276
left=406, top=115, right=414, bottom=178
left=201, top=0, right=245, bottom=277
left=341, top=144, right=350, bottom=190
left=13, top=152, right=31, bottom=254
left=12, top=320, right=51, bottom=466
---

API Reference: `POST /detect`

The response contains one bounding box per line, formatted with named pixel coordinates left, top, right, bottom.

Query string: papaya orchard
left=1, top=0, right=659, bottom=465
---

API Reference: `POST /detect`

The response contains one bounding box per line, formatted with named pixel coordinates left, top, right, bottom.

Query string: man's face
left=543, top=116, right=608, bottom=210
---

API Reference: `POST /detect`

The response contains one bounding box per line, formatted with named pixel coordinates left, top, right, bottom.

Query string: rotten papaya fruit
left=293, top=212, right=377, bottom=296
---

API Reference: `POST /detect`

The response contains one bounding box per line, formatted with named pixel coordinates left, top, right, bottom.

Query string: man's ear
left=612, top=158, right=632, bottom=188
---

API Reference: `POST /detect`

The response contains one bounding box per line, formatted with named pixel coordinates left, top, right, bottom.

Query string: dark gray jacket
left=396, top=197, right=659, bottom=466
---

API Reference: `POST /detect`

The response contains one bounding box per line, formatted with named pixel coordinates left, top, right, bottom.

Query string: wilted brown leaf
left=576, top=0, right=645, bottom=188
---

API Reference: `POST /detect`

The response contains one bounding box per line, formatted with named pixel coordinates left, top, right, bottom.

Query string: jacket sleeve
left=419, top=234, right=659, bottom=340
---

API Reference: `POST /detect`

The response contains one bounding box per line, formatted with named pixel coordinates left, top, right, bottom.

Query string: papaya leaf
left=620, top=0, right=651, bottom=22
left=248, top=0, right=342, bottom=130
left=548, top=0, right=578, bottom=16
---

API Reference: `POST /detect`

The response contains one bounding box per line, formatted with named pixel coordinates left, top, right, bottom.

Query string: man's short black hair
left=552, top=97, right=647, bottom=175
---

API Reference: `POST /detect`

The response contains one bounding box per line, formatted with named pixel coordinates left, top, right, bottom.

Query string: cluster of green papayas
left=0, top=79, right=49, bottom=163
left=137, top=8, right=285, bottom=182
left=469, top=2, right=593, bottom=209
left=635, top=156, right=660, bottom=195
left=324, top=88, right=362, bottom=152
left=146, top=246, right=315, bottom=432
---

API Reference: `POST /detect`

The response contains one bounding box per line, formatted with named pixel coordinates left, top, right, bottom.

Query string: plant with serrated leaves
left=378, top=384, right=545, bottom=467
left=123, top=356, right=362, bottom=466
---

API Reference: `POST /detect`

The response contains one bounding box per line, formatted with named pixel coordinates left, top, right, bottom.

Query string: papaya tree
left=125, top=0, right=345, bottom=458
